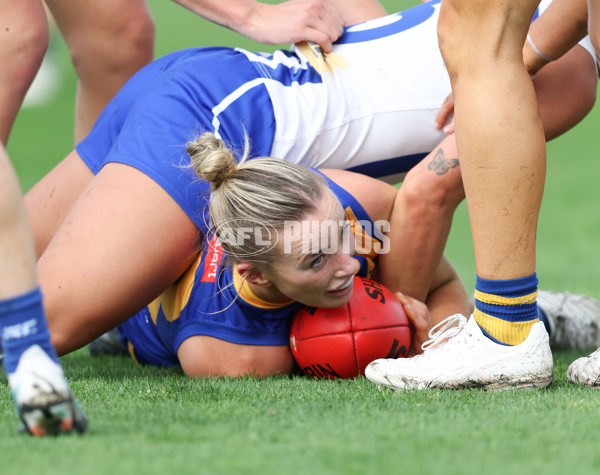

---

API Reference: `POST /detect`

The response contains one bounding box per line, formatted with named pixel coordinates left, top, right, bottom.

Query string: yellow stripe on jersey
left=295, top=41, right=349, bottom=75
left=345, top=206, right=378, bottom=279
left=474, top=289, right=538, bottom=307
left=232, top=265, right=295, bottom=309
left=147, top=256, right=203, bottom=324
left=127, top=341, right=140, bottom=365
left=474, top=308, right=538, bottom=346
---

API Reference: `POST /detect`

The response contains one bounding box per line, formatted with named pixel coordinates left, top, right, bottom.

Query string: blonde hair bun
left=187, top=132, right=238, bottom=191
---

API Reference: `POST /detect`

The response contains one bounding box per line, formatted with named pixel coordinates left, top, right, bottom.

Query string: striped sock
left=473, top=273, right=539, bottom=346
left=1, top=287, right=60, bottom=374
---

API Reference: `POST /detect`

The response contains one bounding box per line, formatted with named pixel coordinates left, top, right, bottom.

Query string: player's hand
left=434, top=93, right=455, bottom=135
left=244, top=0, right=345, bottom=53
left=394, top=292, right=431, bottom=356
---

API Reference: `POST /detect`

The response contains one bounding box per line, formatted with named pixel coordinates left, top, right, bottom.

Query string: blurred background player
left=0, top=141, right=87, bottom=436
left=0, top=0, right=345, bottom=145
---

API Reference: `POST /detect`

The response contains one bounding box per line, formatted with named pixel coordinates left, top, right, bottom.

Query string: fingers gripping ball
left=290, top=277, right=411, bottom=379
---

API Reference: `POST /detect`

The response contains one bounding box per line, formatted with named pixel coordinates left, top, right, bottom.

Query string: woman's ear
left=237, top=262, right=271, bottom=286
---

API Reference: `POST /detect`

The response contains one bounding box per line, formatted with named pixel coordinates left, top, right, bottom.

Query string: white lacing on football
left=421, top=314, right=467, bottom=351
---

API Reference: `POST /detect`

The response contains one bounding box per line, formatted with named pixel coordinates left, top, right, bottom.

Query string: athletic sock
left=537, top=307, right=551, bottom=335
left=0, top=287, right=60, bottom=374
left=473, top=273, right=539, bottom=346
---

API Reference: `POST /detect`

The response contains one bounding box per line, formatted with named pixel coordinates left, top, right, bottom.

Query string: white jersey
left=239, top=0, right=448, bottom=182
left=237, top=0, right=596, bottom=182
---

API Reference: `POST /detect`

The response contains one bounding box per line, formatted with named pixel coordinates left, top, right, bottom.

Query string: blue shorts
left=76, top=47, right=277, bottom=234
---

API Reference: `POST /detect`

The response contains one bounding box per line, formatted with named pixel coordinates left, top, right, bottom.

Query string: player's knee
left=69, top=11, right=155, bottom=80
left=108, top=11, right=156, bottom=72
left=438, top=0, right=534, bottom=75
left=6, top=22, right=49, bottom=91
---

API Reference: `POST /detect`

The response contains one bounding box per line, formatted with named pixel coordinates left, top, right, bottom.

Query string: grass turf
left=3, top=0, right=600, bottom=473
left=2, top=350, right=600, bottom=474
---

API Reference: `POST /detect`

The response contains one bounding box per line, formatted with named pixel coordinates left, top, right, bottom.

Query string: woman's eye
left=311, top=254, right=324, bottom=268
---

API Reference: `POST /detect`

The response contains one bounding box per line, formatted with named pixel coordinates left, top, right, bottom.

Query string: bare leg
left=438, top=0, right=545, bottom=282
left=25, top=150, right=94, bottom=257
left=46, top=0, right=155, bottom=143
left=0, top=0, right=49, bottom=144
left=363, top=0, right=554, bottom=390
left=0, top=147, right=38, bottom=294
left=37, top=163, right=200, bottom=355
left=0, top=143, right=87, bottom=435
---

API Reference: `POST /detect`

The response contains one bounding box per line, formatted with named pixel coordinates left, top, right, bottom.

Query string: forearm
left=172, top=0, right=257, bottom=36
left=533, top=44, right=597, bottom=141
left=172, top=0, right=385, bottom=48
left=425, top=257, right=470, bottom=326
left=523, top=0, right=588, bottom=76
left=325, top=0, right=386, bottom=24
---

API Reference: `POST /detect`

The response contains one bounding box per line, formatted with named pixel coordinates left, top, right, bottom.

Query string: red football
left=289, top=276, right=411, bottom=379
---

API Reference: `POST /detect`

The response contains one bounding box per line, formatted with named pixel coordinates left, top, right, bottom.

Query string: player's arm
left=523, top=0, right=588, bottom=77
left=533, top=43, right=597, bottom=141
left=178, top=335, right=294, bottom=377
left=425, top=255, right=470, bottom=327
left=171, top=0, right=345, bottom=52
left=393, top=253, right=469, bottom=355
left=325, top=0, right=387, bottom=25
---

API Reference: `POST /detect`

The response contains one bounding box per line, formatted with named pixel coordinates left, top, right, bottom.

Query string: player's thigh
left=25, top=149, right=94, bottom=257
left=40, top=163, right=201, bottom=355
left=45, top=0, right=154, bottom=75
left=178, top=336, right=294, bottom=378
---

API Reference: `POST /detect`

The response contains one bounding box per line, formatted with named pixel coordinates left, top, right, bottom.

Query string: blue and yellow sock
left=0, top=287, right=59, bottom=374
left=473, top=273, right=539, bottom=346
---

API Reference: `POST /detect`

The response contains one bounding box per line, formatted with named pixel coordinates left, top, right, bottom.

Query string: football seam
left=294, top=324, right=408, bottom=340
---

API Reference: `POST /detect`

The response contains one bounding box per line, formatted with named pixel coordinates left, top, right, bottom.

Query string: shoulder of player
left=319, top=169, right=397, bottom=221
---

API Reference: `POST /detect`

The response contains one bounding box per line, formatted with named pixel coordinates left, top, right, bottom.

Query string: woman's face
left=264, top=190, right=357, bottom=308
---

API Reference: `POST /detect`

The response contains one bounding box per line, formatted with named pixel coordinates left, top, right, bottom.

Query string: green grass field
left=3, top=1, right=600, bottom=473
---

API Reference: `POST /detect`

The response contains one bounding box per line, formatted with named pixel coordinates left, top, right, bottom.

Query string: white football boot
left=365, top=314, right=553, bottom=391
left=8, top=345, right=87, bottom=436
left=566, top=348, right=600, bottom=387
left=537, top=290, right=600, bottom=350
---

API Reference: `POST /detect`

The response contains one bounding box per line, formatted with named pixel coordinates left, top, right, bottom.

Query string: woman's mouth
left=326, top=276, right=354, bottom=297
